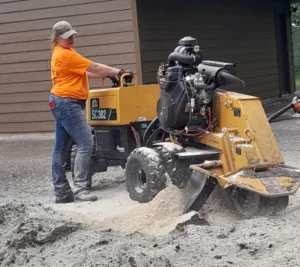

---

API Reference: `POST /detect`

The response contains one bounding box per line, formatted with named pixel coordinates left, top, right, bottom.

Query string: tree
left=291, top=3, right=300, bottom=29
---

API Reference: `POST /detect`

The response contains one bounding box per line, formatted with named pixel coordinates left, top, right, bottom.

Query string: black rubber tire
left=154, top=144, right=191, bottom=189
left=70, top=145, right=93, bottom=189
left=229, top=187, right=289, bottom=217
left=125, top=147, right=167, bottom=203
left=229, top=187, right=262, bottom=218
left=260, top=195, right=289, bottom=215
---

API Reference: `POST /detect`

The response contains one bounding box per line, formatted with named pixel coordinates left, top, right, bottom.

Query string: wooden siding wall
left=137, top=0, right=292, bottom=99
left=0, top=0, right=135, bottom=133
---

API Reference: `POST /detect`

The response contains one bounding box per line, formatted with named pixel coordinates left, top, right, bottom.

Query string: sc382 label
left=91, top=108, right=112, bottom=120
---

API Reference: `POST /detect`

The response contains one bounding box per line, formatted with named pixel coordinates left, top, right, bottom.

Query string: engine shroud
left=157, top=65, right=189, bottom=129
left=157, top=64, right=211, bottom=132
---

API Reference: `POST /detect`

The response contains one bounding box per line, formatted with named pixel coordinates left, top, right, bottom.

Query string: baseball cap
left=51, top=21, right=77, bottom=39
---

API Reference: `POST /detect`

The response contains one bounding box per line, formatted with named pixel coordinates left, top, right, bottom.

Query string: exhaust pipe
left=198, top=62, right=245, bottom=89
left=217, top=71, right=245, bottom=88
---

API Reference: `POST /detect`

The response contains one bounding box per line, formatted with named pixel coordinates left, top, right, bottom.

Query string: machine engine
left=156, top=36, right=245, bottom=135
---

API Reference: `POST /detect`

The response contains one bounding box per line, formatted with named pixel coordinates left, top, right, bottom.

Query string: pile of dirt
left=98, top=182, right=242, bottom=235
left=53, top=180, right=239, bottom=236
left=2, top=177, right=300, bottom=267
left=53, top=181, right=197, bottom=236
left=100, top=182, right=196, bottom=235
left=2, top=133, right=300, bottom=266
left=0, top=201, right=80, bottom=266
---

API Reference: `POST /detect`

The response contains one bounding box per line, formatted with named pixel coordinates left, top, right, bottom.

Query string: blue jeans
left=49, top=94, right=94, bottom=197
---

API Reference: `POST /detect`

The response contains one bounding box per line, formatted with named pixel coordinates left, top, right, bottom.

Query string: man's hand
left=109, top=75, right=121, bottom=87
left=118, top=69, right=134, bottom=77
left=109, top=69, right=134, bottom=86
left=109, top=69, right=134, bottom=87
left=118, top=69, right=134, bottom=84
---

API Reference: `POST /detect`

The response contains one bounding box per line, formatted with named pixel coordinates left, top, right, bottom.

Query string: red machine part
left=293, top=102, right=300, bottom=113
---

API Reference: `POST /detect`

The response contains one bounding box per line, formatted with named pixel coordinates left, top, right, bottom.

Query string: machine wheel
left=260, top=195, right=289, bottom=214
left=125, top=147, right=167, bottom=203
left=154, top=143, right=190, bottom=189
left=71, top=145, right=93, bottom=189
left=229, top=187, right=261, bottom=217
left=229, top=187, right=289, bottom=217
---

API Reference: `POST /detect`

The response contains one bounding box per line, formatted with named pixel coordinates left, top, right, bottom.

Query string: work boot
left=74, top=190, right=97, bottom=202
left=55, top=192, right=74, bottom=204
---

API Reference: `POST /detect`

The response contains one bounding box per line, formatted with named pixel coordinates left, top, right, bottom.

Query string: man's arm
left=87, top=62, right=120, bottom=79
left=86, top=71, right=103, bottom=79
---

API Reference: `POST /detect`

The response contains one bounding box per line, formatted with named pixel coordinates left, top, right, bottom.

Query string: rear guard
left=225, top=166, right=300, bottom=197
left=190, top=164, right=300, bottom=198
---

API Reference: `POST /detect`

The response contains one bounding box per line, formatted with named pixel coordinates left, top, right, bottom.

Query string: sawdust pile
left=100, top=182, right=196, bottom=236
left=53, top=176, right=239, bottom=236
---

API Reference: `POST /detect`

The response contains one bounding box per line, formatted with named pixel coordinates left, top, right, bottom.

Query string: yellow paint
left=199, top=90, right=284, bottom=177
left=189, top=91, right=299, bottom=197
left=191, top=163, right=300, bottom=196
left=86, top=80, right=298, bottom=198
left=227, top=177, right=268, bottom=193
left=275, top=176, right=300, bottom=191
left=86, top=84, right=160, bottom=125
left=226, top=176, right=300, bottom=195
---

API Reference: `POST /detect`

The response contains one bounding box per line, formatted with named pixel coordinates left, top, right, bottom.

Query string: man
left=49, top=21, right=132, bottom=203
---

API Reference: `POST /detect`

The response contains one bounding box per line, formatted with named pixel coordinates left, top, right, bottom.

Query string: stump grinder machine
left=69, top=36, right=300, bottom=217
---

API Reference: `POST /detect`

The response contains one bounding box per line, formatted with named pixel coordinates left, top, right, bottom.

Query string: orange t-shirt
left=51, top=45, right=93, bottom=100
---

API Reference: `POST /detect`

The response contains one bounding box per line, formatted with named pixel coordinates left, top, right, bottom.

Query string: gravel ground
left=1, top=97, right=300, bottom=267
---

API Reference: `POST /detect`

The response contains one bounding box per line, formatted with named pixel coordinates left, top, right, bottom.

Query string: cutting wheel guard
left=190, top=164, right=300, bottom=197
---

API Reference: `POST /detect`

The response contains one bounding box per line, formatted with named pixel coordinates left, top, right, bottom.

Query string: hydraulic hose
left=145, top=127, right=161, bottom=147
left=143, top=117, right=160, bottom=143
left=267, top=102, right=294, bottom=123
left=168, top=52, right=202, bottom=66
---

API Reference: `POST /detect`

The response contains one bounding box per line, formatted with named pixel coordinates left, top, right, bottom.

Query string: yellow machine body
left=86, top=77, right=159, bottom=126
left=85, top=75, right=300, bottom=199
left=190, top=90, right=300, bottom=197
